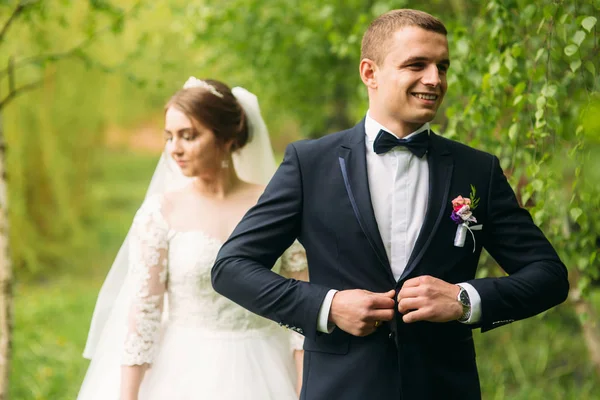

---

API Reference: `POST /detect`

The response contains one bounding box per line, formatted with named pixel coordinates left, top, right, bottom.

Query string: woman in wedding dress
left=78, top=78, right=306, bottom=400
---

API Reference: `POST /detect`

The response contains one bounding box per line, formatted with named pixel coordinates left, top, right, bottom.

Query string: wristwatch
left=456, top=286, right=471, bottom=322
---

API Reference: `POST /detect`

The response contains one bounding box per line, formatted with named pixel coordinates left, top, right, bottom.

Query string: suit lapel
left=338, top=121, right=394, bottom=282
left=400, top=132, right=454, bottom=281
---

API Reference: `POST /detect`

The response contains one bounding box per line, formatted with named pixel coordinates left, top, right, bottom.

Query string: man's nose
left=421, top=65, right=441, bottom=87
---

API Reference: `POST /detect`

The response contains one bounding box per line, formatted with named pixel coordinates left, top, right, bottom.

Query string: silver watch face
left=459, top=288, right=470, bottom=306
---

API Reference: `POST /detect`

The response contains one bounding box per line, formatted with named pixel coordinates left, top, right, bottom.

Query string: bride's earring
left=221, top=159, right=230, bottom=169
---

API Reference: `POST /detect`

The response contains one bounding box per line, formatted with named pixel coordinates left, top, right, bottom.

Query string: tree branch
left=0, top=0, right=142, bottom=79
left=7, top=57, right=14, bottom=94
left=0, top=78, right=44, bottom=110
left=0, top=0, right=40, bottom=45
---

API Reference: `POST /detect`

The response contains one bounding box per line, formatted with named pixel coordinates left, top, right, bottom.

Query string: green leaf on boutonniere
left=469, top=184, right=480, bottom=210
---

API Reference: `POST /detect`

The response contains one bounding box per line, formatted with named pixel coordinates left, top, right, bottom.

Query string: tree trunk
left=0, top=111, right=12, bottom=400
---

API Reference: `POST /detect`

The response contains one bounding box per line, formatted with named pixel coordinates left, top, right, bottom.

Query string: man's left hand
left=397, top=275, right=463, bottom=323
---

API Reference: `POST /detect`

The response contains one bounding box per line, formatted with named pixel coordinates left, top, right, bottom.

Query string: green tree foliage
left=0, top=0, right=147, bottom=277
left=193, top=0, right=599, bottom=300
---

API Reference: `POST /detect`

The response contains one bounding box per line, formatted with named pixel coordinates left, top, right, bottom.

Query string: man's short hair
left=361, top=9, right=447, bottom=65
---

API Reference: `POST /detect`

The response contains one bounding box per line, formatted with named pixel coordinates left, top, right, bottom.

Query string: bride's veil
left=82, top=83, right=278, bottom=361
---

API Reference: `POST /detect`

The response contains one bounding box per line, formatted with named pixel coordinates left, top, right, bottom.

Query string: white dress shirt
left=316, top=113, right=481, bottom=333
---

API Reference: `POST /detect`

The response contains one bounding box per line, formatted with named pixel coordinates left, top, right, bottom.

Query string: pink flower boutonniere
left=451, top=185, right=483, bottom=252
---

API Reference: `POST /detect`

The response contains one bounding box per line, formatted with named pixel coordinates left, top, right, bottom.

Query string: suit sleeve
left=467, top=156, right=569, bottom=332
left=211, top=143, right=331, bottom=340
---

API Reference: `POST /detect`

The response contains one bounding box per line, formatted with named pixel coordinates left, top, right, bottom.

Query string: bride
left=78, top=78, right=307, bottom=400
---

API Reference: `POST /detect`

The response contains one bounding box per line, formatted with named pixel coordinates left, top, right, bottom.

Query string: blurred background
left=0, top=0, right=599, bottom=399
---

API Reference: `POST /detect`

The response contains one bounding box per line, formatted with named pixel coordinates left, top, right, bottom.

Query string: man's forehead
left=386, top=27, right=449, bottom=61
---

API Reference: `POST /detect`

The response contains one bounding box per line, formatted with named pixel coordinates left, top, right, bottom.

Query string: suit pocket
left=303, top=329, right=350, bottom=355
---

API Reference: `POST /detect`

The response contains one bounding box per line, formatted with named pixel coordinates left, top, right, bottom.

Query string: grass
left=10, top=277, right=98, bottom=400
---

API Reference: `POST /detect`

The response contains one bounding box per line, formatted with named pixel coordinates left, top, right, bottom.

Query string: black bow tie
left=372, top=129, right=430, bottom=158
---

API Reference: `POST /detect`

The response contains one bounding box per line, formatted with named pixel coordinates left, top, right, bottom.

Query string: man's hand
left=329, top=289, right=395, bottom=336
left=397, top=276, right=462, bottom=323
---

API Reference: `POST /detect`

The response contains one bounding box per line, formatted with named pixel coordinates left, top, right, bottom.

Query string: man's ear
left=359, top=58, right=378, bottom=89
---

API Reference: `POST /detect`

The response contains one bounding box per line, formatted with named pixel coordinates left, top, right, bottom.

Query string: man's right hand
left=328, top=289, right=396, bottom=336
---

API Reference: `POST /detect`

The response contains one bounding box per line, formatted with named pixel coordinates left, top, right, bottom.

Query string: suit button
left=388, top=333, right=394, bottom=340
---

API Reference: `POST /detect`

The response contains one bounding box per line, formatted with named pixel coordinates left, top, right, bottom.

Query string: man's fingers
left=369, top=294, right=395, bottom=309
left=377, top=289, right=396, bottom=298
left=402, top=308, right=429, bottom=323
left=367, top=308, right=395, bottom=322
left=400, top=277, right=422, bottom=288
left=397, top=287, right=420, bottom=301
left=397, top=297, right=421, bottom=314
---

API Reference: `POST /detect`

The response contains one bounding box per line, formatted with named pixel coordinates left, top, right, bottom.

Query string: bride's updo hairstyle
left=165, top=78, right=250, bottom=152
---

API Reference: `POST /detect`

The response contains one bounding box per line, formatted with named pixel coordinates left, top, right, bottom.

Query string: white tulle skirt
left=78, top=323, right=299, bottom=400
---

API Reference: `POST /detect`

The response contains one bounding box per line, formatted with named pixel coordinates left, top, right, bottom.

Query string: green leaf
left=508, top=123, right=518, bottom=142
left=504, top=55, right=517, bottom=72
left=581, top=16, right=597, bottom=32
left=536, top=17, right=546, bottom=34
left=584, top=61, right=596, bottom=76
left=521, top=190, right=532, bottom=206
left=535, top=48, right=546, bottom=62
left=535, top=109, right=544, bottom=120
left=532, top=179, right=544, bottom=192
left=570, top=59, right=582, bottom=73
left=536, top=96, right=546, bottom=109
left=490, top=60, right=501, bottom=75
left=513, top=95, right=523, bottom=106
left=511, top=44, right=522, bottom=58
left=541, top=85, right=557, bottom=97
left=572, top=30, right=586, bottom=47
left=534, top=209, right=546, bottom=224
left=564, top=44, right=578, bottom=57
left=514, top=82, right=527, bottom=96
left=570, top=207, right=583, bottom=222
left=546, top=97, right=558, bottom=109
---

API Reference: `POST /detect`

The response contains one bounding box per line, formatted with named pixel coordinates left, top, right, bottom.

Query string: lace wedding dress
left=77, top=194, right=306, bottom=399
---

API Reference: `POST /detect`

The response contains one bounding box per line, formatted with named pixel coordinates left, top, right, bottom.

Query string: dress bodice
left=166, top=230, right=274, bottom=331
left=121, top=194, right=307, bottom=365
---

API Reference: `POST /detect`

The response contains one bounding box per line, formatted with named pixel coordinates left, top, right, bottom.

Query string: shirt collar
left=365, top=111, right=430, bottom=143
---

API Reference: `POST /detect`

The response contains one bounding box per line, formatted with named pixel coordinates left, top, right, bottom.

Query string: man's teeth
left=414, top=93, right=437, bottom=100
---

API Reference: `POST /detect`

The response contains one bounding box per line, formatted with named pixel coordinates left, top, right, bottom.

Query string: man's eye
left=407, top=63, right=426, bottom=70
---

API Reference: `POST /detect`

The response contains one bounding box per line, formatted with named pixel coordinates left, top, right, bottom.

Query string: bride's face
left=164, top=106, right=228, bottom=178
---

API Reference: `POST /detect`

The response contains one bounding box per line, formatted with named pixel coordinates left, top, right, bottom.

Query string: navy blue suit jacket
left=212, top=120, right=569, bottom=400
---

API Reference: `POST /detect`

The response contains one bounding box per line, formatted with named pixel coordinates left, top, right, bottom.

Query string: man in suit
left=212, top=9, right=569, bottom=400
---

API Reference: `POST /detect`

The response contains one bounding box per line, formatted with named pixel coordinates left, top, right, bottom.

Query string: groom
left=212, top=9, right=568, bottom=400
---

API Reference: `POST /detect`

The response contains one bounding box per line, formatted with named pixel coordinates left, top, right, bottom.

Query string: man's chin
left=408, top=113, right=437, bottom=125
left=419, top=107, right=440, bottom=120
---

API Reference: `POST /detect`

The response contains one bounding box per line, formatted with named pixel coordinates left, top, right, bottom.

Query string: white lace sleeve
left=122, top=195, right=169, bottom=366
left=280, top=240, right=308, bottom=275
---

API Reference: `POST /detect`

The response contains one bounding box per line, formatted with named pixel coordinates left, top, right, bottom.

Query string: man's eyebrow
left=401, top=56, right=450, bottom=67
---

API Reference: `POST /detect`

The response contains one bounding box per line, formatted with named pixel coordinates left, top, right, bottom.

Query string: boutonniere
left=451, top=185, right=483, bottom=252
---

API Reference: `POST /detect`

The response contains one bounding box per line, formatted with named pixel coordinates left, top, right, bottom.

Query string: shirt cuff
left=457, top=282, right=482, bottom=324
left=317, top=289, right=338, bottom=333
